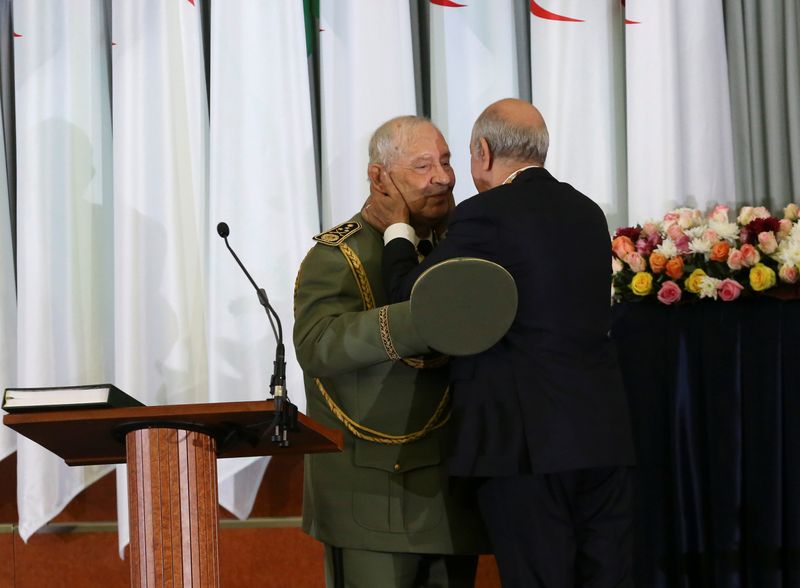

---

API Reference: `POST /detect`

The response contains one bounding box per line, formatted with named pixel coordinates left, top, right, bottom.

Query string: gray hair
left=470, top=108, right=549, bottom=165
left=368, top=115, right=434, bottom=168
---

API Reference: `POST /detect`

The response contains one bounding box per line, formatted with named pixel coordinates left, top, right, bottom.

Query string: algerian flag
left=530, top=0, right=627, bottom=228
left=208, top=0, right=318, bottom=520
left=318, top=0, right=417, bottom=228
left=625, top=0, right=736, bottom=221
left=430, top=0, right=520, bottom=202
left=112, top=0, right=209, bottom=552
left=0, top=61, right=16, bottom=463
left=14, top=0, right=114, bottom=541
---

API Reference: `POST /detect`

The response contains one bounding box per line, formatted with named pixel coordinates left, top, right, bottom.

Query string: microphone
left=216, top=221, right=296, bottom=447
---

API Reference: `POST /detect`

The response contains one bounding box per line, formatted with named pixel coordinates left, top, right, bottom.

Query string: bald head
left=470, top=98, right=549, bottom=165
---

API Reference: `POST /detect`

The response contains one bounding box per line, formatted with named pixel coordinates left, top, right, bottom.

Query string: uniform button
left=393, top=463, right=401, bottom=472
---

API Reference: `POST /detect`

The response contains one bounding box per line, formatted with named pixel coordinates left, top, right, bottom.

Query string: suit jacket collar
left=509, top=166, right=554, bottom=185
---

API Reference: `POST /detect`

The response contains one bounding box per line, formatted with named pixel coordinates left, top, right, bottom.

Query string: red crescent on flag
left=530, top=0, right=583, bottom=23
left=621, top=0, right=641, bottom=24
left=13, top=32, right=22, bottom=38
left=430, top=0, right=467, bottom=6
left=188, top=0, right=195, bottom=5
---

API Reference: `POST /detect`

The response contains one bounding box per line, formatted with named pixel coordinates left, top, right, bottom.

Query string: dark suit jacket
left=383, top=167, right=635, bottom=476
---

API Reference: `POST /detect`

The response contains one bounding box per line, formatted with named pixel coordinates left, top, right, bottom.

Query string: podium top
left=3, top=400, right=343, bottom=466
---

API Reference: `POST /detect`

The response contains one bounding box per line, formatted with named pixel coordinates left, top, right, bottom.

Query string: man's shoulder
left=312, top=218, right=363, bottom=247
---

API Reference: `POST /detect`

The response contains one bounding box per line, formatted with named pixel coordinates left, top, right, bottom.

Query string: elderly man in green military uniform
left=294, top=116, right=488, bottom=587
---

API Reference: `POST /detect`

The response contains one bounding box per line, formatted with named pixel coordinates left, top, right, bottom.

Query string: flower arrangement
left=611, top=204, right=800, bottom=305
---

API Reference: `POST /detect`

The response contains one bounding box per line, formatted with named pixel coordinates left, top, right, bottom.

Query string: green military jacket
left=293, top=213, right=489, bottom=554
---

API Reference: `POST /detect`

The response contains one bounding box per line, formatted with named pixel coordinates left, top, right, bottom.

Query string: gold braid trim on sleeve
left=338, top=240, right=449, bottom=368
left=315, top=378, right=451, bottom=445
left=378, top=306, right=402, bottom=361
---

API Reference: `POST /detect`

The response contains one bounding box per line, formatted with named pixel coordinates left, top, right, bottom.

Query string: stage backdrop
left=0, top=0, right=797, bottom=553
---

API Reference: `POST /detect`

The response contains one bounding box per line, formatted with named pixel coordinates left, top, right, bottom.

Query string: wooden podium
left=4, top=400, right=342, bottom=587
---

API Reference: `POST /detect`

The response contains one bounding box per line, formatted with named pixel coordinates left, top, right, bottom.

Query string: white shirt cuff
left=383, top=223, right=416, bottom=245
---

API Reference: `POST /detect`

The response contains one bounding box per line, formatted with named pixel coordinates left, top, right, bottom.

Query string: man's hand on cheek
left=371, top=171, right=411, bottom=226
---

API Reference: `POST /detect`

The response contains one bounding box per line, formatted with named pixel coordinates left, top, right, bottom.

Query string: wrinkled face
left=387, top=124, right=455, bottom=226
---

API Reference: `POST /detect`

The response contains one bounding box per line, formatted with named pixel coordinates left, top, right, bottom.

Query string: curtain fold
left=111, top=0, right=210, bottom=552
left=13, top=0, right=114, bottom=541
left=429, top=0, right=520, bottom=202
left=723, top=0, right=800, bottom=208
left=0, top=0, right=15, bottom=241
left=208, top=0, right=318, bottom=521
left=611, top=299, right=800, bottom=587
left=530, top=0, right=628, bottom=229
left=625, top=0, right=737, bottom=225
left=318, top=0, right=417, bottom=228
left=0, top=30, right=15, bottom=462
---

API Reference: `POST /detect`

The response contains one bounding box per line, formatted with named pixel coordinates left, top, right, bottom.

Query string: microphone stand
left=217, top=222, right=298, bottom=447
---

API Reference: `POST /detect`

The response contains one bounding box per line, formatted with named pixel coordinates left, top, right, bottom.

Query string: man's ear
left=368, top=163, right=386, bottom=192
left=478, top=137, right=493, bottom=171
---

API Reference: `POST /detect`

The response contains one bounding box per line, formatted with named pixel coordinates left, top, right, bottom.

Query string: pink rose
left=678, top=209, right=701, bottom=229
left=641, top=222, right=661, bottom=237
left=674, top=235, right=692, bottom=254
left=779, top=264, right=799, bottom=284
left=757, top=231, right=778, bottom=254
left=727, top=249, right=744, bottom=270
left=666, top=223, right=684, bottom=241
left=717, top=278, right=743, bottom=302
left=657, top=281, right=682, bottom=305
left=636, top=238, right=652, bottom=256
left=663, top=212, right=680, bottom=227
left=709, top=204, right=730, bottom=223
left=625, top=252, right=647, bottom=273
left=779, top=218, right=793, bottom=238
left=702, top=229, right=719, bottom=242
left=740, top=244, right=761, bottom=267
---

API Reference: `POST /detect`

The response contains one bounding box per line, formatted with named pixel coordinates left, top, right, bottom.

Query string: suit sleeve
left=293, top=243, right=430, bottom=377
left=382, top=203, right=500, bottom=303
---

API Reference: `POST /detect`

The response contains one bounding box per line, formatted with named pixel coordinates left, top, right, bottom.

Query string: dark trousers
left=476, top=467, right=633, bottom=588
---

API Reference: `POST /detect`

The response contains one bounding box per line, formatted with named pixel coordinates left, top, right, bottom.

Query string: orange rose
left=709, top=241, right=730, bottom=262
left=649, top=252, right=667, bottom=274
left=665, top=256, right=685, bottom=280
left=611, top=236, right=636, bottom=259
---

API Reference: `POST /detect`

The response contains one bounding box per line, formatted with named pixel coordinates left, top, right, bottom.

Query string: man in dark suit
left=373, top=99, right=636, bottom=587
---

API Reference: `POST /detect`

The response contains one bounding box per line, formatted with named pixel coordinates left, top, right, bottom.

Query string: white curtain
left=429, top=0, right=520, bottom=202
left=530, top=0, right=628, bottom=229
left=13, top=0, right=114, bottom=541
left=111, top=0, right=209, bottom=551
left=318, top=0, right=417, bottom=228
left=0, top=64, right=16, bottom=462
left=625, top=0, right=737, bottom=222
left=208, top=0, right=318, bottom=520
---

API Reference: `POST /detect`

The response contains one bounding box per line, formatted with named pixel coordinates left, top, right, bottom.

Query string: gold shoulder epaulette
left=313, top=221, right=362, bottom=246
